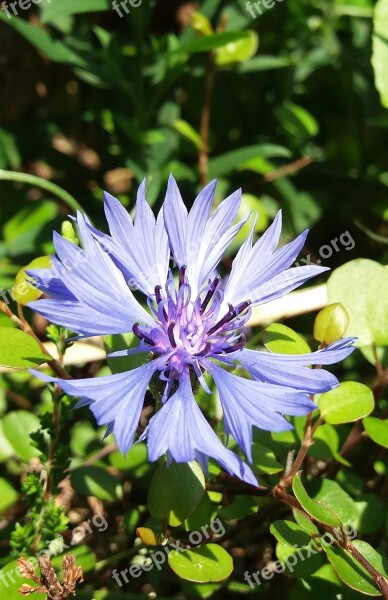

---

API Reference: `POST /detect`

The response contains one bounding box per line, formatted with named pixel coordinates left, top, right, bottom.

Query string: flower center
left=132, top=267, right=251, bottom=377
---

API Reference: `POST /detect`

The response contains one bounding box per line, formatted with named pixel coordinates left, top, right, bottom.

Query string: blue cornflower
left=29, top=176, right=355, bottom=485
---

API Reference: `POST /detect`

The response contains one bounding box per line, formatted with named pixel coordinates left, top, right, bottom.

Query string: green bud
left=313, top=302, right=349, bottom=345
left=61, top=220, right=79, bottom=245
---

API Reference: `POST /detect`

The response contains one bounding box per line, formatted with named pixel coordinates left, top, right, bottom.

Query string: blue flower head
left=29, top=176, right=355, bottom=485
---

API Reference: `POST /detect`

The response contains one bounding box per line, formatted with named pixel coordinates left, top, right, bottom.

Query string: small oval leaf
left=168, top=544, right=233, bottom=583
left=318, top=382, right=374, bottom=425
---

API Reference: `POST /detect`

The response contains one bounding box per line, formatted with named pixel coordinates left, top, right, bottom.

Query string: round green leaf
left=313, top=303, right=349, bottom=344
left=305, top=479, right=359, bottom=526
left=263, top=323, right=311, bottom=355
left=0, top=328, right=50, bottom=369
left=2, top=410, right=40, bottom=461
left=12, top=256, right=52, bottom=305
left=318, top=382, right=374, bottom=424
left=270, top=520, right=311, bottom=547
left=325, top=541, right=387, bottom=596
left=168, top=544, right=233, bottom=583
left=355, top=494, right=386, bottom=534
left=71, top=466, right=122, bottom=501
left=363, top=416, right=388, bottom=449
left=148, top=461, right=205, bottom=527
left=215, top=31, right=259, bottom=67
left=327, top=259, right=388, bottom=346
left=252, top=443, right=283, bottom=474
left=292, top=473, right=342, bottom=527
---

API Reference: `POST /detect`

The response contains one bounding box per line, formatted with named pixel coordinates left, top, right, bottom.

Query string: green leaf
left=318, top=382, right=374, bottom=425
left=327, top=259, right=388, bottom=346
left=275, top=541, right=323, bottom=577
left=263, top=323, right=311, bottom=355
left=0, top=559, right=46, bottom=600
left=310, top=422, right=351, bottom=466
left=0, top=13, right=87, bottom=68
left=313, top=303, right=349, bottom=345
left=305, top=479, right=359, bottom=526
left=3, top=201, right=57, bottom=256
left=238, top=54, right=292, bottom=72
left=292, top=509, right=320, bottom=536
left=2, top=410, right=40, bottom=461
left=363, top=416, right=388, bottom=448
left=252, top=443, right=283, bottom=474
left=174, top=31, right=252, bottom=55
left=0, top=328, right=50, bottom=369
left=372, top=0, right=388, bottom=108
left=183, top=493, right=216, bottom=532
left=172, top=119, right=205, bottom=150
left=270, top=520, right=312, bottom=547
left=219, top=496, right=258, bottom=520
left=0, top=477, right=19, bottom=511
left=41, top=0, right=111, bottom=23
left=292, top=474, right=342, bottom=527
left=71, top=466, right=123, bottom=501
left=109, top=443, right=150, bottom=478
left=325, top=541, right=388, bottom=596
left=355, top=494, right=386, bottom=534
left=215, top=31, right=259, bottom=66
left=168, top=544, right=233, bottom=582
left=208, top=144, right=291, bottom=179
left=148, top=461, right=205, bottom=527
left=12, top=256, right=52, bottom=305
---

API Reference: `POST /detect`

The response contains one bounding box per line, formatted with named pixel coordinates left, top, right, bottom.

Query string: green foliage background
left=0, top=0, right=387, bottom=599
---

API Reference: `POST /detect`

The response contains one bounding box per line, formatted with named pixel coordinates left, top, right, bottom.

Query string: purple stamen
left=200, top=276, right=221, bottom=314
left=207, top=303, right=236, bottom=335
left=167, top=321, right=177, bottom=347
left=133, top=323, right=154, bottom=346
left=155, top=285, right=162, bottom=304
left=179, top=265, right=187, bottom=288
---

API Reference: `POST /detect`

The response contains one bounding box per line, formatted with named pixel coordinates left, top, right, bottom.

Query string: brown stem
left=0, top=301, right=71, bottom=380
left=346, top=543, right=388, bottom=598
left=276, top=412, right=313, bottom=490
left=263, top=155, right=314, bottom=182
left=198, top=53, right=216, bottom=187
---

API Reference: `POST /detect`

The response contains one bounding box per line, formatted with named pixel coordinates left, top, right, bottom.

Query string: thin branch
left=263, top=155, right=314, bottom=182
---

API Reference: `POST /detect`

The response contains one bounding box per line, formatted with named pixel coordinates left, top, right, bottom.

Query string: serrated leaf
left=148, top=461, right=205, bottom=527
left=318, top=382, right=374, bottom=425
left=168, top=544, right=233, bottom=582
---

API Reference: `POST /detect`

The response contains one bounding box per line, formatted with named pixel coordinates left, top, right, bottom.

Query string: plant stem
left=0, top=169, right=83, bottom=213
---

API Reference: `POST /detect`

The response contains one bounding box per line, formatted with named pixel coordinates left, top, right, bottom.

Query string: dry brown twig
left=17, top=554, right=83, bottom=600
